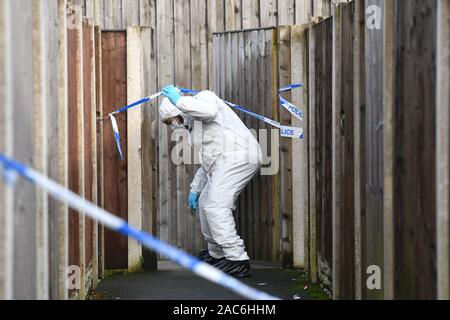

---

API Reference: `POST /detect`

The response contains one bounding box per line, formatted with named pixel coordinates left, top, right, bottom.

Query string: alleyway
left=91, top=262, right=329, bottom=301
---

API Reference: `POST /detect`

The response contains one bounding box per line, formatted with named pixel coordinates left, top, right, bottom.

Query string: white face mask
left=169, top=121, right=185, bottom=131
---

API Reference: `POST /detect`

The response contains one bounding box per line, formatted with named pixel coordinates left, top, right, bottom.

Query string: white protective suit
left=160, top=91, right=262, bottom=261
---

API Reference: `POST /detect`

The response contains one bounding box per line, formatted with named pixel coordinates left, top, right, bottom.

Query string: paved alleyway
left=92, top=261, right=329, bottom=301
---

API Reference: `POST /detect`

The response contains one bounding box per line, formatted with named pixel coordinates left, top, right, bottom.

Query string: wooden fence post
left=126, top=26, right=143, bottom=273
left=436, top=0, right=450, bottom=300
left=56, top=0, right=69, bottom=300
left=291, top=24, right=309, bottom=270
left=331, top=3, right=342, bottom=300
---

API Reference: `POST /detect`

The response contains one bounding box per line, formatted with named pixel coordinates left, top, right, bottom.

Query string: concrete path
left=92, top=261, right=329, bottom=300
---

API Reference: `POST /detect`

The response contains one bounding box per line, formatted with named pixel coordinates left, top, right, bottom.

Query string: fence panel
left=101, top=31, right=128, bottom=270
left=393, top=0, right=438, bottom=300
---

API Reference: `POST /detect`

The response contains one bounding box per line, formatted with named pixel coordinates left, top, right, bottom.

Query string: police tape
left=103, top=85, right=305, bottom=159
left=0, top=153, right=280, bottom=301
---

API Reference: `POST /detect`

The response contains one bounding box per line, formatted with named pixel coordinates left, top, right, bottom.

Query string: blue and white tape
left=0, top=154, right=279, bottom=301
left=106, top=85, right=307, bottom=159
left=280, top=126, right=304, bottom=139
left=223, top=100, right=281, bottom=129
left=279, top=83, right=303, bottom=93
left=279, top=84, right=305, bottom=122
left=109, top=115, right=124, bottom=161
left=279, top=96, right=305, bottom=122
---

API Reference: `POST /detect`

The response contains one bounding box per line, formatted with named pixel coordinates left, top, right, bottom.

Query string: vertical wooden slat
left=85, top=0, right=94, bottom=18
left=139, top=0, right=151, bottom=27
left=339, top=2, right=355, bottom=299
left=331, top=3, right=342, bottom=300
left=122, top=0, right=140, bottom=27
left=94, top=26, right=105, bottom=279
left=44, top=0, right=69, bottom=300
left=383, top=0, right=395, bottom=301
left=83, top=20, right=96, bottom=290
left=271, top=28, right=281, bottom=263
left=308, top=20, right=318, bottom=282
left=315, top=17, right=333, bottom=293
left=278, top=0, right=295, bottom=25
left=34, top=0, right=50, bottom=300
left=364, top=0, right=384, bottom=300
left=56, top=0, right=69, bottom=300
left=225, top=0, right=241, bottom=31
left=353, top=0, right=365, bottom=300
left=278, top=26, right=294, bottom=268
left=112, top=0, right=122, bottom=28
left=10, top=0, right=36, bottom=300
left=393, top=0, right=437, bottom=300
left=243, top=30, right=253, bottom=256
left=126, top=26, right=143, bottom=272
left=436, top=0, right=450, bottom=300
left=104, top=0, right=114, bottom=29
left=141, top=25, right=158, bottom=271
left=156, top=0, right=174, bottom=247
left=93, top=0, right=104, bottom=27
left=291, top=24, right=309, bottom=269
left=242, top=0, right=259, bottom=29
left=67, top=5, right=85, bottom=299
left=174, top=0, right=191, bottom=253
left=101, top=31, right=128, bottom=270
left=260, top=0, right=278, bottom=27
left=295, top=0, right=312, bottom=24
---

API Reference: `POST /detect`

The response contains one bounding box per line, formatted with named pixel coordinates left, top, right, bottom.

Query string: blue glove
left=188, top=192, right=200, bottom=210
left=162, top=85, right=181, bottom=106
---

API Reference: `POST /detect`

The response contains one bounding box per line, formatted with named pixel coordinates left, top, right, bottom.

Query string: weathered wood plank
left=83, top=19, right=95, bottom=283
left=260, top=0, right=278, bottom=27
left=353, top=0, right=365, bottom=300
left=339, top=2, right=355, bottom=299
left=225, top=0, right=241, bottom=31
left=67, top=5, right=85, bottom=299
left=242, top=0, right=260, bottom=29
left=0, top=0, right=8, bottom=300
left=295, top=0, right=312, bottom=24
left=383, top=0, right=395, bottom=301
left=34, top=0, right=50, bottom=300
left=156, top=0, right=174, bottom=247
left=104, top=0, right=114, bottom=29
left=56, top=0, right=69, bottom=300
left=122, top=0, right=140, bottom=27
left=331, top=3, right=342, bottom=300
left=315, top=17, right=333, bottom=293
left=278, top=0, right=295, bottom=25
left=436, top=0, right=450, bottom=300
left=93, top=0, right=104, bottom=26
left=364, top=0, right=384, bottom=300
left=271, top=28, right=281, bottom=263
left=6, top=1, right=37, bottom=299
left=94, top=26, right=105, bottom=279
left=101, top=31, right=128, bottom=269
left=278, top=26, right=294, bottom=268
left=139, top=0, right=151, bottom=27
left=141, top=25, right=158, bottom=271
left=393, top=0, right=437, bottom=300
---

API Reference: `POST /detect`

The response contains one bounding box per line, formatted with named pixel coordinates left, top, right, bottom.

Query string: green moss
left=103, top=269, right=128, bottom=279
left=287, top=269, right=331, bottom=300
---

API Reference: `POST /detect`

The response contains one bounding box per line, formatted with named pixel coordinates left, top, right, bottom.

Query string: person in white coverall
left=159, top=85, right=262, bottom=278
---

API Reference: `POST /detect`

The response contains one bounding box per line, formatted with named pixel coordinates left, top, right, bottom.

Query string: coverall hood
left=159, top=97, right=182, bottom=122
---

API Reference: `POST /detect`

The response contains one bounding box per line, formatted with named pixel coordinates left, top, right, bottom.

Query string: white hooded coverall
left=162, top=91, right=262, bottom=261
